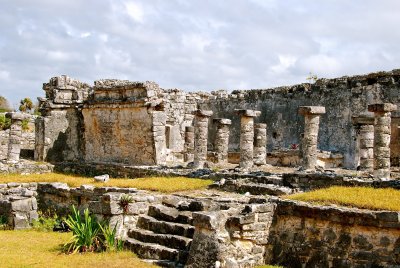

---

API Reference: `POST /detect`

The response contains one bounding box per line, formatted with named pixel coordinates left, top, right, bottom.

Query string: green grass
left=0, top=173, right=213, bottom=193
left=0, top=230, right=156, bottom=268
left=286, top=186, right=400, bottom=211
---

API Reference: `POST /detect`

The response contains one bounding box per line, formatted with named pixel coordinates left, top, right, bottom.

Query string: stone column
left=298, top=106, right=326, bottom=170
left=368, top=103, right=398, bottom=178
left=352, top=114, right=374, bottom=170
left=236, top=109, right=261, bottom=169
left=184, top=126, right=195, bottom=162
left=213, top=118, right=231, bottom=164
left=193, top=110, right=213, bottom=168
left=6, top=112, right=28, bottom=163
left=254, top=123, right=267, bottom=165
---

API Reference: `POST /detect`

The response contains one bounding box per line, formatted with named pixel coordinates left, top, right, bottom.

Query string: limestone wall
left=0, top=182, right=38, bottom=229
left=199, top=70, right=400, bottom=168
left=35, top=75, right=90, bottom=162
left=266, top=199, right=400, bottom=267
left=83, top=107, right=156, bottom=165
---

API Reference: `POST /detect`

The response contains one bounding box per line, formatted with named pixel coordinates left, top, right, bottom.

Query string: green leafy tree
left=19, top=97, right=33, bottom=113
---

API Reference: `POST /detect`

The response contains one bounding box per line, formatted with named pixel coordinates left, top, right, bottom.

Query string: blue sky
left=1, top=0, right=400, bottom=107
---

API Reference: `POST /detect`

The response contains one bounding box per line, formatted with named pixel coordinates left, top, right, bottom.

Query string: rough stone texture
left=368, top=103, right=398, bottom=178
left=184, top=126, right=195, bottom=162
left=254, top=123, right=267, bottom=166
left=0, top=129, right=9, bottom=160
left=83, top=80, right=167, bottom=166
left=236, top=109, right=261, bottom=169
left=0, top=159, right=53, bottom=174
left=201, top=71, right=400, bottom=168
left=213, top=118, right=231, bottom=164
left=35, top=75, right=90, bottom=162
left=36, top=70, right=400, bottom=168
left=6, top=113, right=31, bottom=162
left=193, top=110, right=213, bottom=168
left=0, top=114, right=35, bottom=161
left=0, top=182, right=38, bottom=229
left=298, top=106, right=326, bottom=170
left=266, top=199, right=400, bottom=267
left=352, top=114, right=375, bottom=170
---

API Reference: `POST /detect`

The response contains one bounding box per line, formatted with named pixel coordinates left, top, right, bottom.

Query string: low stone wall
left=0, top=159, right=54, bottom=174
left=266, top=199, right=400, bottom=267
left=0, top=182, right=38, bottom=229
left=2, top=179, right=400, bottom=267
left=37, top=182, right=162, bottom=237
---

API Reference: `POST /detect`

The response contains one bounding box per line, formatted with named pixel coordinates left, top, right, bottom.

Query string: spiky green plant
left=118, top=194, right=134, bottom=214
left=63, top=206, right=100, bottom=253
left=99, top=223, right=124, bottom=252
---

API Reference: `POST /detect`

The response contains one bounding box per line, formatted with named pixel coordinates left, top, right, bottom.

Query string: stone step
left=128, top=228, right=192, bottom=250
left=148, top=204, right=193, bottom=225
left=142, top=259, right=184, bottom=268
left=137, top=215, right=195, bottom=238
left=162, top=195, right=217, bottom=212
left=246, top=175, right=283, bottom=185
left=125, top=237, right=179, bottom=261
left=237, top=183, right=293, bottom=196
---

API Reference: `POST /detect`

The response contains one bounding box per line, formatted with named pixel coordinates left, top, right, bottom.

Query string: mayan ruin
left=1, top=1, right=400, bottom=268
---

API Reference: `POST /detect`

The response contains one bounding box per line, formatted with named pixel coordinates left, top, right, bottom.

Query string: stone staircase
left=214, top=174, right=295, bottom=196
left=125, top=197, right=212, bottom=267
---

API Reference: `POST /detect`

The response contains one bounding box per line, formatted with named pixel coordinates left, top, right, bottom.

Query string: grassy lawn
left=286, top=186, right=400, bottom=211
left=0, top=173, right=213, bottom=193
left=0, top=230, right=156, bottom=268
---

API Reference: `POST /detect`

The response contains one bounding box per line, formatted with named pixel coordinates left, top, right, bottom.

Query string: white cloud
left=124, top=2, right=144, bottom=23
left=0, top=70, right=10, bottom=80
left=1, top=0, right=400, bottom=103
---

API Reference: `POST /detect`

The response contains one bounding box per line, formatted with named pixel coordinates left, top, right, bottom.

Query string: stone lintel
left=193, top=110, right=213, bottom=117
left=5, top=112, right=29, bottom=121
left=213, top=118, right=232, bottom=125
left=235, top=109, right=261, bottom=117
left=352, top=114, right=374, bottom=125
left=254, top=123, right=267, bottom=129
left=298, top=106, right=326, bottom=116
left=368, top=103, right=397, bottom=113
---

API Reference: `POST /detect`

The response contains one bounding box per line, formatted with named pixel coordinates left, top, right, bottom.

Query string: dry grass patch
left=0, top=230, right=156, bottom=268
left=286, top=186, right=400, bottom=211
left=0, top=173, right=213, bottom=193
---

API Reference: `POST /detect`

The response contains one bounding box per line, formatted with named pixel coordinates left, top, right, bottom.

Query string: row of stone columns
left=187, top=103, right=397, bottom=178
left=187, top=109, right=266, bottom=169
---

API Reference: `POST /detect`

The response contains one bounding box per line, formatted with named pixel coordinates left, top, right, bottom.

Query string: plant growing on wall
left=0, top=114, right=11, bottom=130
left=118, top=194, right=134, bottom=214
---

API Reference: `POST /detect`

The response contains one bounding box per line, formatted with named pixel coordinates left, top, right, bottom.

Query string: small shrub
left=63, top=206, right=101, bottom=253
left=118, top=194, right=134, bottom=214
left=32, top=211, right=61, bottom=232
left=0, top=114, right=11, bottom=130
left=0, top=215, right=9, bottom=230
left=99, top=223, right=124, bottom=252
left=21, top=119, right=29, bottom=131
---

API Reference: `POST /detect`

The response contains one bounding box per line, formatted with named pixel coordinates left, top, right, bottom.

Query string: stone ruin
left=23, top=71, right=399, bottom=177
left=1, top=70, right=400, bottom=267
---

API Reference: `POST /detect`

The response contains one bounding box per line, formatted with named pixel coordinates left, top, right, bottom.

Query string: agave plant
left=63, top=206, right=101, bottom=253
left=118, top=194, right=134, bottom=214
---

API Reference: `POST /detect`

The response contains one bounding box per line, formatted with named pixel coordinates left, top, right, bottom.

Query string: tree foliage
left=19, top=97, right=33, bottom=113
